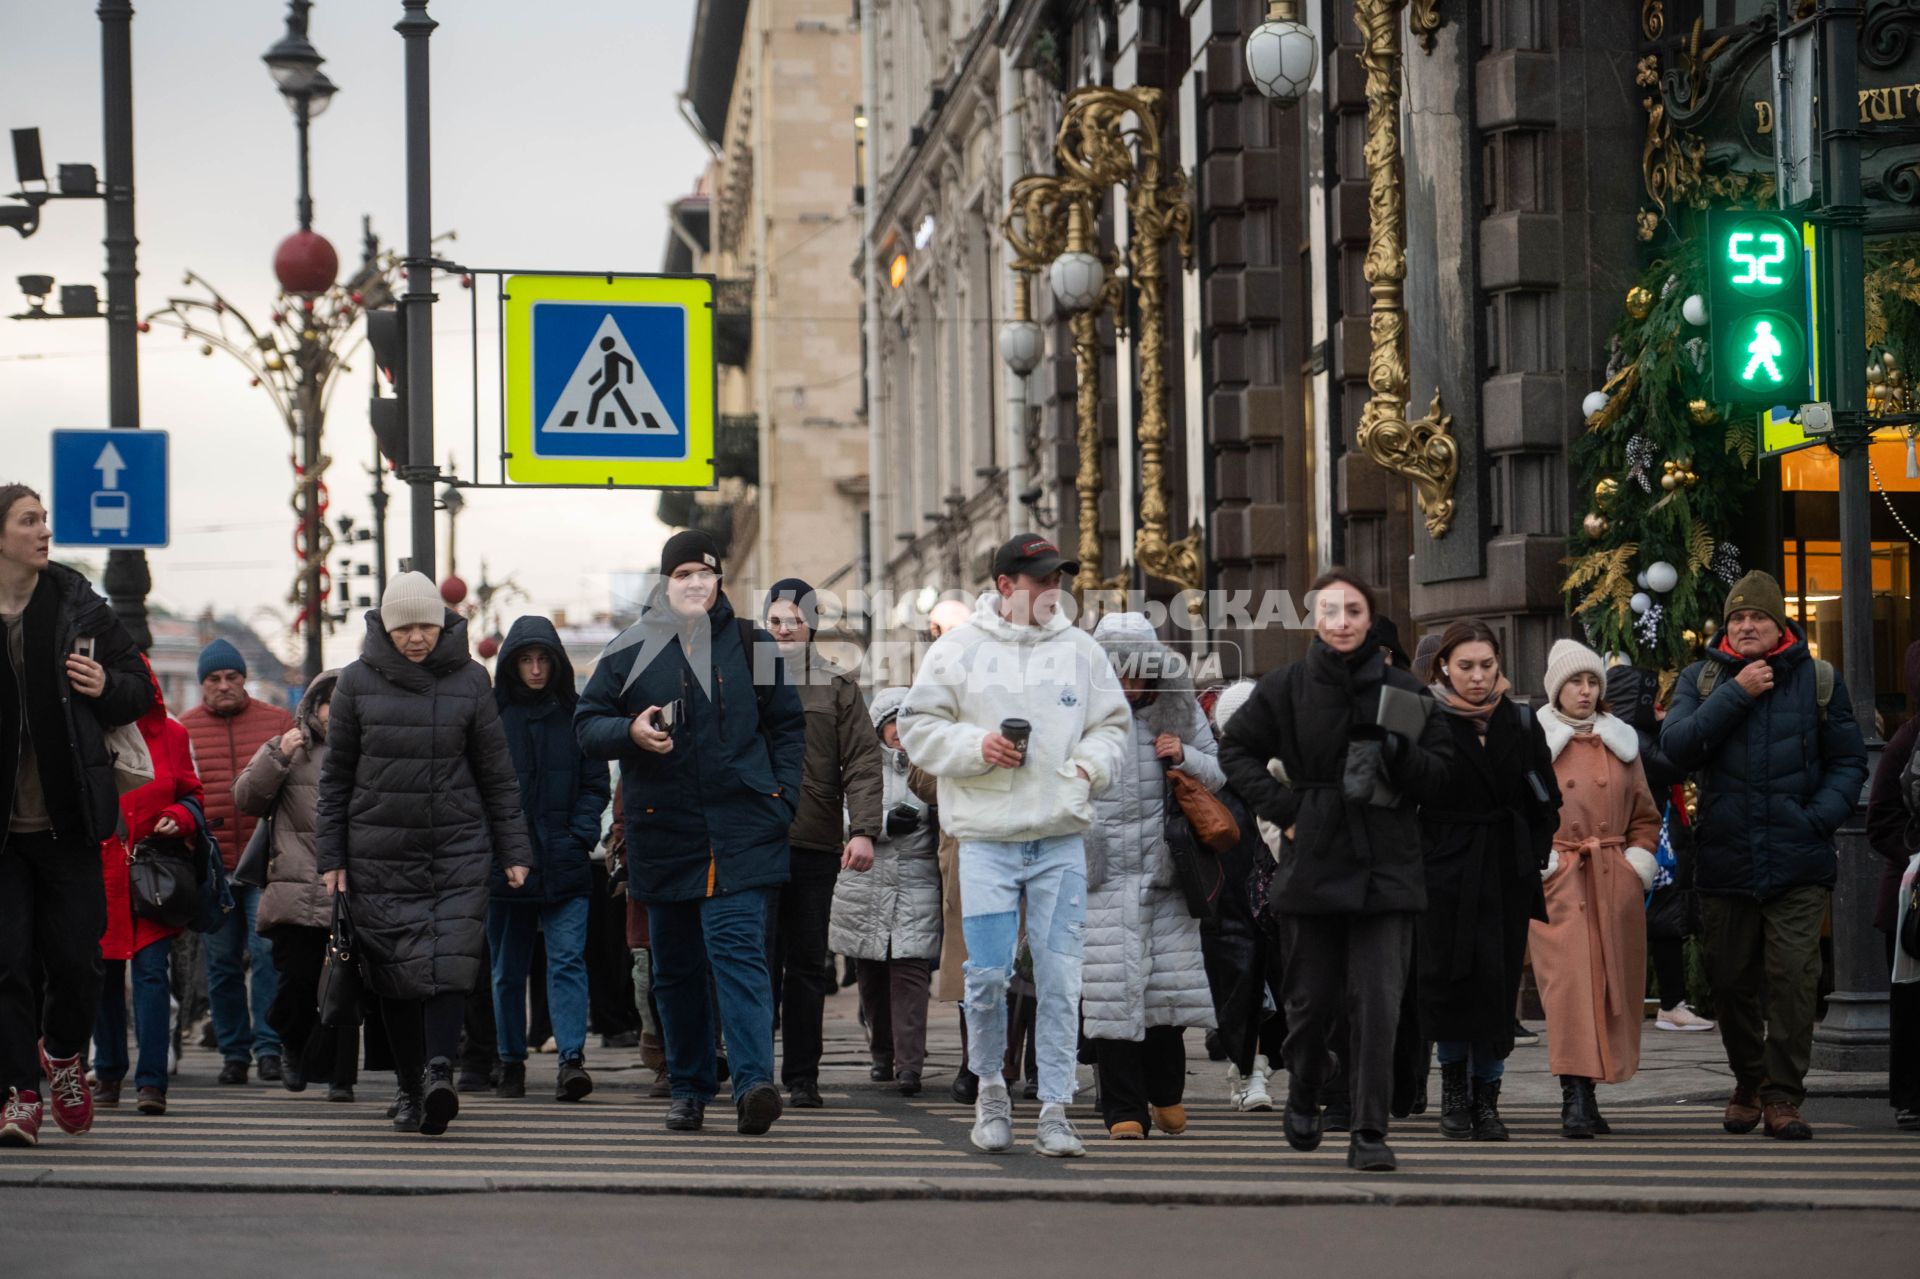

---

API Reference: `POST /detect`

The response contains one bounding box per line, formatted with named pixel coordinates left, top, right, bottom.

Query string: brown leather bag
left=1168, top=767, right=1241, bottom=852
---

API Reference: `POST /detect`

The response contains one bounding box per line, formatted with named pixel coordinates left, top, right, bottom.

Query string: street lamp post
left=263, top=0, right=338, bottom=233
left=397, top=0, right=440, bottom=578
left=99, top=0, right=150, bottom=651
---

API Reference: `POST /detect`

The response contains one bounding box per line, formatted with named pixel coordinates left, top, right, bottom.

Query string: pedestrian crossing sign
left=503, top=274, right=715, bottom=486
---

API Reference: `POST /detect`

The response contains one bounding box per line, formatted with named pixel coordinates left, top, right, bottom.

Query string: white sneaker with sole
left=1656, top=1001, right=1715, bottom=1031
left=1241, top=1055, right=1275, bottom=1112
left=971, top=1083, right=1013, bottom=1153
left=1033, top=1103, right=1086, bottom=1158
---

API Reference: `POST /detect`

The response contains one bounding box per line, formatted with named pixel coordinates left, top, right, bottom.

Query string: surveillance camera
left=1019, top=486, right=1043, bottom=507
left=0, top=204, right=39, bottom=236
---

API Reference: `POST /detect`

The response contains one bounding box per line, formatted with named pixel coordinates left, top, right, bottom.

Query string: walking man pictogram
left=1742, top=320, right=1785, bottom=385
left=586, top=336, right=639, bottom=428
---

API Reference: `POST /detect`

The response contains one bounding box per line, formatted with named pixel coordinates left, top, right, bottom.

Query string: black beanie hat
left=766, top=577, right=818, bottom=632
left=659, top=529, right=722, bottom=577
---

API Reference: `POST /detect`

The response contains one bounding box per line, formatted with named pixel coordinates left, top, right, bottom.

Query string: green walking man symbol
left=1742, top=319, right=1785, bottom=384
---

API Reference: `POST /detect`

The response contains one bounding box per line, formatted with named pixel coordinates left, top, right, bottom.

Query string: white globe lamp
left=1246, top=2, right=1317, bottom=106
left=1000, top=320, right=1044, bottom=375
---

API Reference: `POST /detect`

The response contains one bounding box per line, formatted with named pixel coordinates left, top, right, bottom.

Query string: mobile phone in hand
left=72, top=637, right=96, bottom=661
left=651, top=698, right=684, bottom=733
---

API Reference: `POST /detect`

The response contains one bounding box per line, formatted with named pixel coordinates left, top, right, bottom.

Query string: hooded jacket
left=315, top=611, right=533, bottom=1000
left=575, top=587, right=806, bottom=903
left=1080, top=614, right=1221, bottom=1041
left=100, top=659, right=200, bottom=959
left=0, top=561, right=152, bottom=847
left=234, top=669, right=340, bottom=934
left=827, top=688, right=941, bottom=962
left=181, top=680, right=294, bottom=871
left=787, top=645, right=884, bottom=853
left=1661, top=619, right=1869, bottom=901
left=491, top=616, right=611, bottom=903
left=895, top=592, right=1131, bottom=843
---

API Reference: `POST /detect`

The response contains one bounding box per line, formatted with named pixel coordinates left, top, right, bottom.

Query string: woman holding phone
left=315, top=572, right=533, bottom=1137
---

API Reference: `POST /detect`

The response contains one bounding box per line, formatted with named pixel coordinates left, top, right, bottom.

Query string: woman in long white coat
left=1082, top=613, right=1223, bottom=1139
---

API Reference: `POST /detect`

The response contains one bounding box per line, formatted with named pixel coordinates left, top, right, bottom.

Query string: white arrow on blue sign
left=50, top=429, right=170, bottom=548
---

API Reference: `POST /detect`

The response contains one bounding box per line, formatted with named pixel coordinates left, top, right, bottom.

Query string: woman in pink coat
left=1532, top=640, right=1661, bottom=1139
left=93, top=659, right=201, bottom=1115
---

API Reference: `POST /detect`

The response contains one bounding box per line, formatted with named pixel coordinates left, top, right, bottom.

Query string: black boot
left=1559, top=1075, right=1598, bottom=1139
left=1585, top=1079, right=1610, bottom=1135
left=420, top=1057, right=460, bottom=1136
left=950, top=1065, right=979, bottom=1104
left=1471, top=1077, right=1508, bottom=1142
left=1438, top=1060, right=1473, bottom=1139
left=495, top=1061, right=526, bottom=1099
left=1347, top=1129, right=1398, bottom=1172
left=1283, top=1083, right=1324, bottom=1153
left=392, top=1075, right=424, bottom=1133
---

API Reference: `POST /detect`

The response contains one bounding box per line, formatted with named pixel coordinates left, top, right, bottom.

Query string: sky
left=0, top=0, right=712, bottom=668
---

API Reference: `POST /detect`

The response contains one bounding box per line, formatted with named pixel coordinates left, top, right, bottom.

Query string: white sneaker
left=1227, top=1063, right=1249, bottom=1108
left=1656, top=1001, right=1715, bottom=1031
left=970, top=1083, right=1013, bottom=1153
left=1240, top=1055, right=1275, bottom=1112
left=1033, top=1103, right=1086, bottom=1158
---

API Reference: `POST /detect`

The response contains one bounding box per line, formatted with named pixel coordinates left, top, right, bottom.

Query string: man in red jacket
left=180, top=639, right=291, bottom=1084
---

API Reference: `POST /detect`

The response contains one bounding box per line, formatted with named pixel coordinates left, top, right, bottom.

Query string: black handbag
left=1165, top=776, right=1225, bottom=921
left=127, top=834, right=203, bottom=929
left=316, top=892, right=365, bottom=1027
left=231, top=807, right=274, bottom=890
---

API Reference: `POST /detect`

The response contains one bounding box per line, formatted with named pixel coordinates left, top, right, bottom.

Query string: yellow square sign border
left=502, top=273, right=717, bottom=488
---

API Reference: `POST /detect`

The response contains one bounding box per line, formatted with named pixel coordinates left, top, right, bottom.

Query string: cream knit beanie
left=1213, top=679, right=1258, bottom=735
left=1542, top=638, right=1607, bottom=710
left=380, top=571, right=445, bottom=631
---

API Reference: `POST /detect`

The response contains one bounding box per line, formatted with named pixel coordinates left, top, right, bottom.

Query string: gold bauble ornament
left=1688, top=398, right=1718, bottom=425
left=1582, top=512, right=1610, bottom=538
left=1595, top=477, right=1620, bottom=507
left=1625, top=286, right=1654, bottom=320
left=1660, top=472, right=1679, bottom=492
left=1869, top=363, right=1887, bottom=386
left=1682, top=629, right=1700, bottom=648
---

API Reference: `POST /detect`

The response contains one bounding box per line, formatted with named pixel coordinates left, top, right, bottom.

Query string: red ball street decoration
left=476, top=635, right=500, bottom=661
left=273, top=229, right=339, bottom=296
left=440, top=574, right=468, bottom=606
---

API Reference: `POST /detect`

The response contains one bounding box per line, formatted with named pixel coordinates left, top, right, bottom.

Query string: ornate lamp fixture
left=1244, top=1, right=1317, bottom=106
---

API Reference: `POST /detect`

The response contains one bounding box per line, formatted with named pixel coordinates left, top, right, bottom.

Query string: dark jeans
left=1092, top=1026, right=1187, bottom=1130
left=588, top=862, right=637, bottom=1037
left=1278, top=911, right=1416, bottom=1138
left=205, top=882, right=280, bottom=1063
left=93, top=939, right=171, bottom=1091
left=381, top=991, right=466, bottom=1085
left=1701, top=886, right=1827, bottom=1106
left=855, top=957, right=930, bottom=1074
left=1651, top=935, right=1688, bottom=1011
left=459, top=933, right=498, bottom=1076
left=267, top=925, right=359, bottom=1087
left=650, top=891, right=775, bottom=1102
left=772, top=852, right=839, bottom=1086
left=0, top=830, right=105, bottom=1093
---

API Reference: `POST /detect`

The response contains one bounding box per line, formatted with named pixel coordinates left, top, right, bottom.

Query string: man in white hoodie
left=898, top=535, right=1131, bottom=1157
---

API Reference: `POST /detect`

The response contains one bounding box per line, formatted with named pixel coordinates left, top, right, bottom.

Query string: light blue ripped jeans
left=957, top=834, right=1088, bottom=1106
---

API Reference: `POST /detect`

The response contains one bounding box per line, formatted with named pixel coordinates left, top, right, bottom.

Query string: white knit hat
left=380, top=571, right=445, bottom=631
left=1213, top=679, right=1258, bottom=734
left=1543, top=638, right=1606, bottom=709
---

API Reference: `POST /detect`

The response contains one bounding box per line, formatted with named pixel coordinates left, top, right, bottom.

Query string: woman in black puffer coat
left=316, top=573, right=532, bottom=1136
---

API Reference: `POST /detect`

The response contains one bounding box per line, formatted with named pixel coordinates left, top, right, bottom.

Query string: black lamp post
left=263, top=0, right=337, bottom=233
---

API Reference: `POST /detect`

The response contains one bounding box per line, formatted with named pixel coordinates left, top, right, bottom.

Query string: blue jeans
left=205, top=883, right=280, bottom=1063
left=93, top=939, right=172, bottom=1091
left=648, top=891, right=775, bottom=1103
left=957, top=834, right=1088, bottom=1106
left=489, top=896, right=591, bottom=1064
left=1436, top=1038, right=1506, bottom=1083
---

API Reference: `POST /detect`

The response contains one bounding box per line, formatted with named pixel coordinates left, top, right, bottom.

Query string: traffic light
left=365, top=306, right=409, bottom=467
left=1707, top=210, right=1812, bottom=405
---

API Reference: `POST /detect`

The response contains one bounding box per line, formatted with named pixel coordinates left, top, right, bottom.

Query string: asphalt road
left=6, top=1190, right=1916, bottom=1279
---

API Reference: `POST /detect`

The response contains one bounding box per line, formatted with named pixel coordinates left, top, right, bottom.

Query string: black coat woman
left=316, top=572, right=533, bottom=1136
left=1418, top=621, right=1561, bottom=1141
left=1217, top=568, right=1454, bottom=1172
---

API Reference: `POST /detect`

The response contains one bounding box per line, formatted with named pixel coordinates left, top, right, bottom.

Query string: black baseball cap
left=992, top=533, right=1080, bottom=582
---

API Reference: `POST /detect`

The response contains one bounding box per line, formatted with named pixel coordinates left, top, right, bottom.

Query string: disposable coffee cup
left=999, top=718, right=1032, bottom=765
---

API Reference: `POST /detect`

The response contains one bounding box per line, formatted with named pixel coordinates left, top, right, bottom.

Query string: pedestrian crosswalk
left=4, top=1081, right=1913, bottom=1209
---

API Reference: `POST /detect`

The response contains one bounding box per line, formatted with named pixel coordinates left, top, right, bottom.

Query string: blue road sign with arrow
left=51, top=429, right=169, bottom=548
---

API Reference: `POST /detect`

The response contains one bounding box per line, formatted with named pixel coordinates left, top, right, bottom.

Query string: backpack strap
left=1813, top=658, right=1834, bottom=724
left=1694, top=660, right=1720, bottom=701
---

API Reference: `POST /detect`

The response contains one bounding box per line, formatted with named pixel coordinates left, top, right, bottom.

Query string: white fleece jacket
left=896, top=592, right=1131, bottom=842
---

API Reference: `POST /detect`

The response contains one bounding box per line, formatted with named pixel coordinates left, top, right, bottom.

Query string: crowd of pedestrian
left=2, top=473, right=1912, bottom=1163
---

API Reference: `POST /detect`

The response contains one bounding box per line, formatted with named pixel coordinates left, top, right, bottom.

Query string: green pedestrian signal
left=1707, top=211, right=1812, bottom=404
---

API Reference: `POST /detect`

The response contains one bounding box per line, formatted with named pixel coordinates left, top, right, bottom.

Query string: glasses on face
left=669, top=569, right=718, bottom=585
